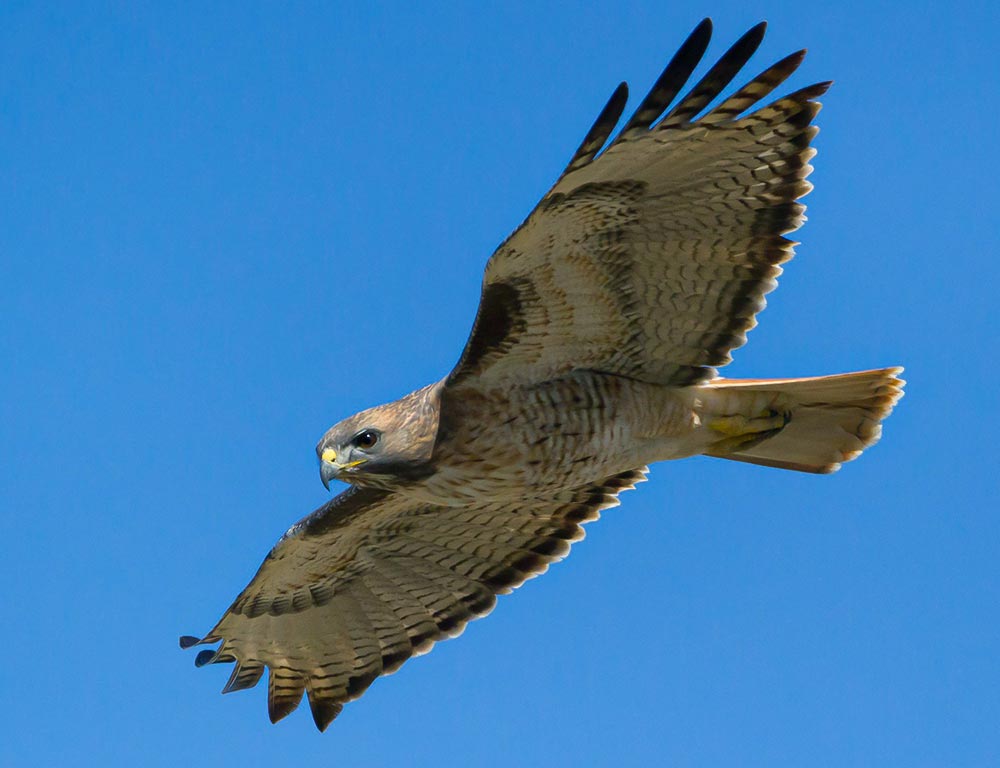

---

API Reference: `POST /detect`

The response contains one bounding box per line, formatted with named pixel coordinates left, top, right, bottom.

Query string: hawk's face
left=316, top=420, right=384, bottom=488
left=316, top=382, right=442, bottom=490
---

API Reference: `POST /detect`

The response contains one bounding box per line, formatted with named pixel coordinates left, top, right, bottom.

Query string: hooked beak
left=320, top=460, right=337, bottom=490
left=319, top=447, right=339, bottom=490
left=318, top=447, right=366, bottom=490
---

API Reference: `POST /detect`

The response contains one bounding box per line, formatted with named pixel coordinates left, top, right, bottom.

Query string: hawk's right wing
left=448, top=20, right=828, bottom=390
left=181, top=468, right=647, bottom=730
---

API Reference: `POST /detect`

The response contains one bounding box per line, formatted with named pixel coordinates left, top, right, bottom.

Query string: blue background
left=3, top=2, right=998, bottom=765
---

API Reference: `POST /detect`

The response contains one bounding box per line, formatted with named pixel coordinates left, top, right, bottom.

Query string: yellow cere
left=320, top=448, right=337, bottom=463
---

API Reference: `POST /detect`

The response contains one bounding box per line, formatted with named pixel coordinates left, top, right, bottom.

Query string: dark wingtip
left=267, top=672, right=306, bottom=725
left=195, top=649, right=219, bottom=667
left=557, top=80, right=630, bottom=179
left=309, top=698, right=344, bottom=732
left=268, top=697, right=302, bottom=725
left=221, top=662, right=266, bottom=694
left=809, top=80, right=834, bottom=97
left=689, top=17, right=714, bottom=52
left=179, top=635, right=202, bottom=649
left=745, top=21, right=768, bottom=50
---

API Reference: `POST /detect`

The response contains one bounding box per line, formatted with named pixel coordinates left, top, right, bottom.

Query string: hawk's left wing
left=448, top=20, right=827, bottom=390
left=181, top=469, right=646, bottom=730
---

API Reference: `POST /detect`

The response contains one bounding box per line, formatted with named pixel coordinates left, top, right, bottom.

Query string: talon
left=709, top=409, right=787, bottom=435
left=708, top=415, right=751, bottom=437
left=708, top=409, right=789, bottom=451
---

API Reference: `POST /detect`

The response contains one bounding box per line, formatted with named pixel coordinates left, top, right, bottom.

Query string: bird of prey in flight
left=182, top=18, right=904, bottom=730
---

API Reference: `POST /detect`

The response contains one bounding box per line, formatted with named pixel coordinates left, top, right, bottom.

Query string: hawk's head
left=316, top=381, right=442, bottom=490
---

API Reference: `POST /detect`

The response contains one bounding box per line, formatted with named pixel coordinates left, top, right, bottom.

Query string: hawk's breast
left=428, top=370, right=691, bottom=503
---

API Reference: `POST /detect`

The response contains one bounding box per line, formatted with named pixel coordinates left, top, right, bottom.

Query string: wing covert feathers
left=449, top=19, right=829, bottom=389
left=181, top=470, right=647, bottom=730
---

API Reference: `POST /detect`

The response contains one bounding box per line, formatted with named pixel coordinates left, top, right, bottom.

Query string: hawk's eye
left=354, top=429, right=380, bottom=450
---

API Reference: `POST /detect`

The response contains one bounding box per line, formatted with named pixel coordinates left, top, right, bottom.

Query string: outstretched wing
left=181, top=469, right=647, bottom=730
left=448, top=19, right=829, bottom=389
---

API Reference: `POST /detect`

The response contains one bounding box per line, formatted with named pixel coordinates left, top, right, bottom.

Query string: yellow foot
left=708, top=410, right=789, bottom=452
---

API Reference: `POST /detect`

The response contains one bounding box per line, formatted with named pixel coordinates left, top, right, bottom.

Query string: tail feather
left=703, top=367, right=905, bottom=474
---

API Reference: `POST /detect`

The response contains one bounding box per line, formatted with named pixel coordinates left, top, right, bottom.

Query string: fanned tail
left=703, top=367, right=905, bottom=473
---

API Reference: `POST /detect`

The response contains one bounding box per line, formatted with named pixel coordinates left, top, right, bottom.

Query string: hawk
left=182, top=19, right=904, bottom=730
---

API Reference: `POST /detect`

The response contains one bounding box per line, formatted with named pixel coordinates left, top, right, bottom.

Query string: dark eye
left=354, top=429, right=380, bottom=450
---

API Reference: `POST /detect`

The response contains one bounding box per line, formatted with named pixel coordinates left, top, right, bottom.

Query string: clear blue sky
left=2, top=2, right=998, bottom=765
